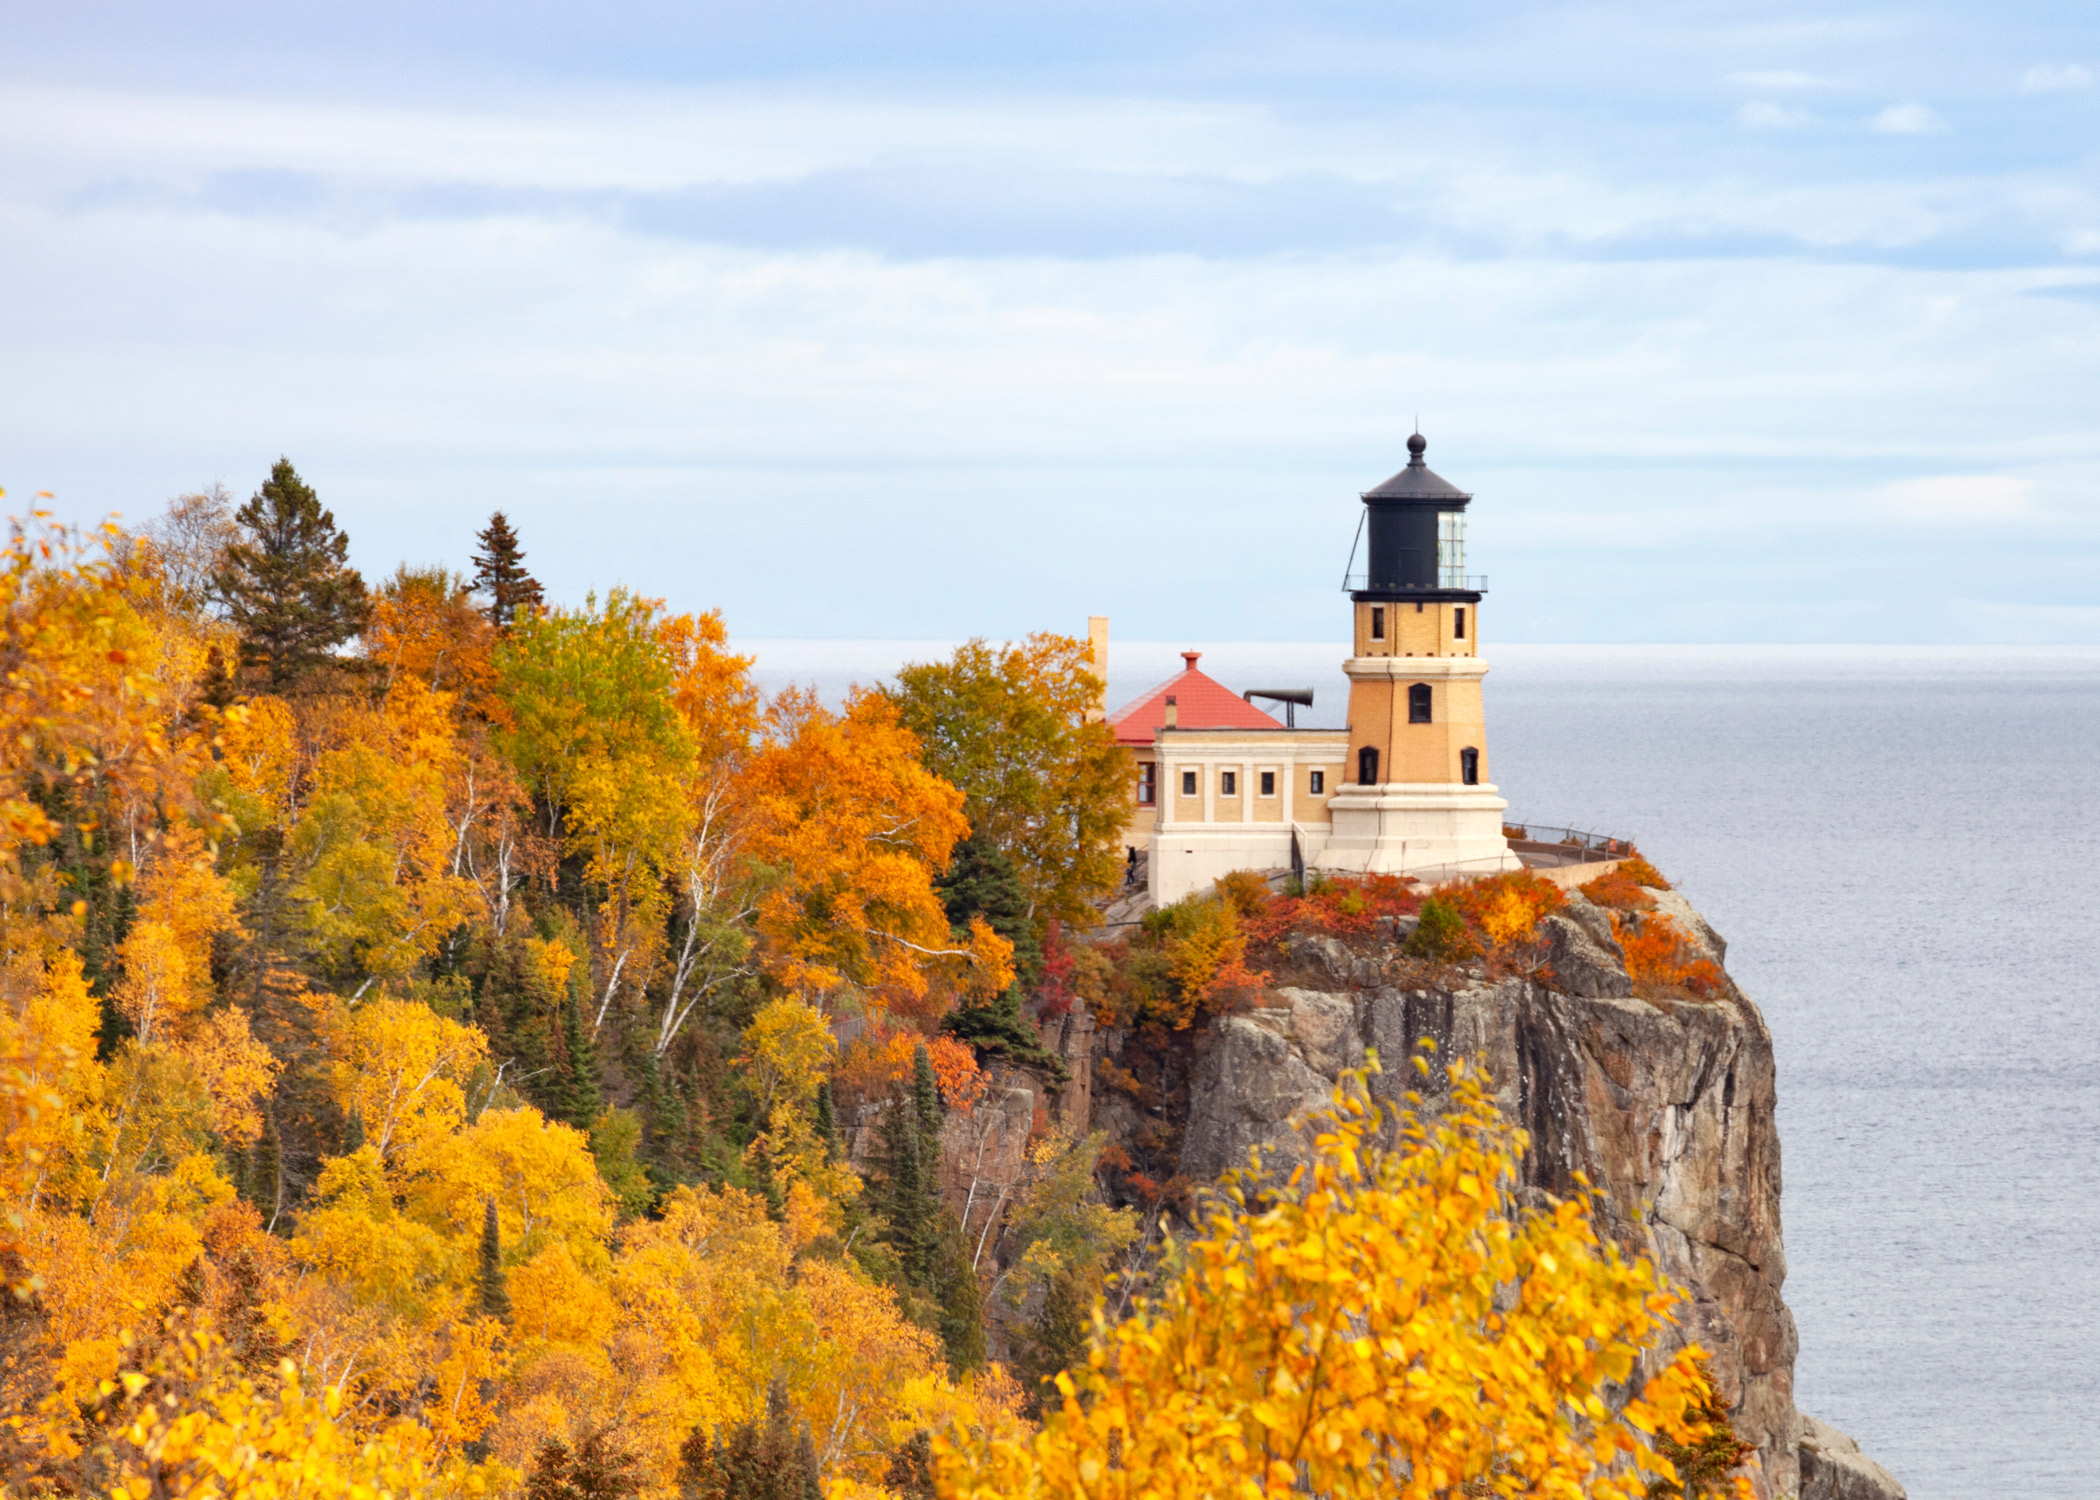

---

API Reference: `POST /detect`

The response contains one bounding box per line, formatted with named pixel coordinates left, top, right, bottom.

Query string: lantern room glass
left=1437, top=511, right=1467, bottom=588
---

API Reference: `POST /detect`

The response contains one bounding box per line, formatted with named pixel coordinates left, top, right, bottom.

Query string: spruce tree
left=910, top=1043, right=943, bottom=1154
left=935, top=831, right=1042, bottom=984
left=675, top=1376, right=821, bottom=1500
left=557, top=976, right=602, bottom=1132
left=215, top=458, right=369, bottom=692
left=812, top=1079, right=838, bottom=1161
left=477, top=1197, right=512, bottom=1322
left=471, top=510, right=545, bottom=628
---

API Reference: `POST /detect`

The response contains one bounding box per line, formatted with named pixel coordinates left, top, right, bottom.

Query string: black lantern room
left=1347, top=433, right=1481, bottom=603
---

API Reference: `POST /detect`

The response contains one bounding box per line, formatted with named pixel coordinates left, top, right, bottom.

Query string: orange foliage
left=836, top=1028, right=986, bottom=1114
left=1580, top=867, right=1656, bottom=912
left=1617, top=853, right=1671, bottom=890
left=742, top=690, right=1011, bottom=1016
left=1439, top=869, right=1565, bottom=950
left=1612, top=913, right=1725, bottom=997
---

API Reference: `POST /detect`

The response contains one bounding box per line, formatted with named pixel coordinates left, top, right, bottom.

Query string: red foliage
left=1037, top=917, right=1076, bottom=1020
left=1241, top=873, right=1422, bottom=944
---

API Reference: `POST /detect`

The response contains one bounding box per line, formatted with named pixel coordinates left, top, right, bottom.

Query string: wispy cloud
left=1737, top=101, right=1810, bottom=130
left=2019, top=64, right=2092, bottom=93
left=1726, top=69, right=1828, bottom=90
left=1870, top=103, right=1945, bottom=135
left=1874, top=475, right=2034, bottom=521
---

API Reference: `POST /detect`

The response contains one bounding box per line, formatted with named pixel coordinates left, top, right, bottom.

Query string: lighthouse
left=1316, top=433, right=1520, bottom=876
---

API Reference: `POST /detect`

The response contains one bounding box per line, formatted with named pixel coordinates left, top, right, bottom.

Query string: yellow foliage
left=94, top=1313, right=494, bottom=1500
left=407, top=1106, right=613, bottom=1270
left=326, top=998, right=488, bottom=1167
left=936, top=1060, right=1751, bottom=1500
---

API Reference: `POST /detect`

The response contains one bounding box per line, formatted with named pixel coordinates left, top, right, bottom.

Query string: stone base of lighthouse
left=1314, top=782, right=1521, bottom=880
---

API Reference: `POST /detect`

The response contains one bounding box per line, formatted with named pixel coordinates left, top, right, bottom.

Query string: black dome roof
left=1362, top=433, right=1471, bottom=502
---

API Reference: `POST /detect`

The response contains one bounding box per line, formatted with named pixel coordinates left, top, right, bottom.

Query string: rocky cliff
left=1076, top=884, right=1901, bottom=1500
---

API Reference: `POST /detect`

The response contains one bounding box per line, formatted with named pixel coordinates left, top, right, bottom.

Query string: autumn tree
left=138, top=483, right=239, bottom=616
left=885, top=634, right=1128, bottom=929
left=935, top=1058, right=1751, bottom=1500
left=472, top=510, right=545, bottom=628
left=215, top=458, right=370, bottom=692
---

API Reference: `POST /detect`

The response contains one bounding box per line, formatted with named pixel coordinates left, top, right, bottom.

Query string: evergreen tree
left=882, top=1431, right=935, bottom=1500
left=675, top=1376, right=821, bottom=1500
left=910, top=1043, right=943, bottom=1154
left=880, top=1088, right=934, bottom=1287
left=214, top=458, right=369, bottom=692
left=1016, top=1266, right=1089, bottom=1417
left=471, top=510, right=545, bottom=628
left=557, top=980, right=602, bottom=1132
left=935, top=831, right=1042, bottom=985
left=250, top=1107, right=282, bottom=1232
left=477, top=1198, right=512, bottom=1323
left=526, top=1430, right=642, bottom=1500
left=812, top=1079, right=837, bottom=1161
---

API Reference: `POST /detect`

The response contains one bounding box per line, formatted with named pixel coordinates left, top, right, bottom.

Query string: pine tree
left=935, top=831, right=1042, bottom=985
left=1016, top=1266, right=1089, bottom=1416
left=675, top=1376, right=821, bottom=1500
left=471, top=510, right=545, bottom=628
left=556, top=975, right=602, bottom=1132
left=214, top=458, right=369, bottom=692
left=250, top=1108, right=282, bottom=1233
left=812, top=1080, right=838, bottom=1161
left=911, top=1043, right=943, bottom=1154
left=477, top=1198, right=512, bottom=1323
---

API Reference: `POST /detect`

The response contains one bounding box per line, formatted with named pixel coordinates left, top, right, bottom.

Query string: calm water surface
left=743, top=639, right=2100, bottom=1500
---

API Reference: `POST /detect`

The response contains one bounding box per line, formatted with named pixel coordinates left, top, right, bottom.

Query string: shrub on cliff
left=1583, top=867, right=1657, bottom=911
left=1441, top=869, right=1566, bottom=950
left=1619, top=853, right=1671, bottom=889
left=935, top=1061, right=1751, bottom=1500
left=1404, top=896, right=1476, bottom=961
left=1098, top=890, right=1267, bottom=1029
left=1613, top=913, right=1724, bottom=998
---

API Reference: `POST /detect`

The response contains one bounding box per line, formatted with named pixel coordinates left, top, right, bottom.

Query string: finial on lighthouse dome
left=1406, top=431, right=1427, bottom=463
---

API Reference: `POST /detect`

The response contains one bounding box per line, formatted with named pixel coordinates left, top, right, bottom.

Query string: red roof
left=1107, top=651, right=1284, bottom=746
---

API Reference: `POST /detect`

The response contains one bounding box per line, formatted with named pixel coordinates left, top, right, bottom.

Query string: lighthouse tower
left=1317, top=433, right=1520, bottom=877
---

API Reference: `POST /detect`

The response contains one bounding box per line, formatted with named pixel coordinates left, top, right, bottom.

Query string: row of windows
left=1367, top=605, right=1466, bottom=642
left=1136, top=764, right=1329, bottom=806
left=1351, top=745, right=1480, bottom=785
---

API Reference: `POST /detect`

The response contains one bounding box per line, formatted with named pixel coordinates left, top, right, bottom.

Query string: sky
left=3, top=1, right=2098, bottom=643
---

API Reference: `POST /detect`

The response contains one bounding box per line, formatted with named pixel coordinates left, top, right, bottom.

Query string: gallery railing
left=1500, top=822, right=1637, bottom=867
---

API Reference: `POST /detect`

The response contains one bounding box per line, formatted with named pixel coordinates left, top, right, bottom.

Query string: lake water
left=741, top=638, right=2100, bottom=1500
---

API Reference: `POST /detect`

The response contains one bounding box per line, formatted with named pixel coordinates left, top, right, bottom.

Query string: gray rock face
left=1168, top=914, right=1812, bottom=1498
left=1538, top=911, right=1633, bottom=997
left=1798, top=1414, right=1907, bottom=1500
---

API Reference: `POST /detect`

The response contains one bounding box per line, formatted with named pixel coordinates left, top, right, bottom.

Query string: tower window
left=1370, top=606, right=1385, bottom=641
left=1259, top=770, right=1275, bottom=797
left=1181, top=769, right=1198, bottom=797
left=1357, top=745, right=1379, bottom=785
left=1309, top=769, right=1325, bottom=795
left=1408, top=683, right=1432, bottom=723
left=1454, top=607, right=1466, bottom=640
left=1220, top=770, right=1238, bottom=796
left=1460, top=747, right=1480, bottom=785
left=1137, top=762, right=1156, bottom=806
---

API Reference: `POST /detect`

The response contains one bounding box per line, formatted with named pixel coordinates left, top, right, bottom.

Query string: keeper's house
left=1105, top=433, right=1520, bottom=904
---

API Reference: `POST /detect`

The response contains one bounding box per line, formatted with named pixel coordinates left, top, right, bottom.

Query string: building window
left=1370, top=605, right=1385, bottom=641
left=1259, top=770, right=1276, bottom=797
left=1181, top=769, right=1198, bottom=797
left=1460, top=746, right=1480, bottom=785
left=1220, top=770, right=1238, bottom=796
left=1409, top=683, right=1432, bottom=723
left=1454, top=606, right=1466, bottom=640
left=1137, top=762, right=1156, bottom=806
left=1357, top=745, right=1379, bottom=785
left=1438, top=509, right=1467, bottom=587
left=1309, top=769, right=1325, bottom=795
